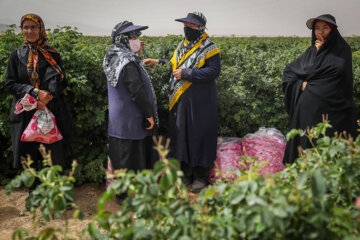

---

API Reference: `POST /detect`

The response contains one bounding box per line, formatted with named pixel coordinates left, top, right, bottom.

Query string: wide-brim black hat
left=306, top=14, right=337, bottom=29
left=113, top=21, right=148, bottom=36
left=175, top=12, right=207, bottom=27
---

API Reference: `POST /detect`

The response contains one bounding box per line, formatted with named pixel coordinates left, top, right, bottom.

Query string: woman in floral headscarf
left=5, top=14, right=71, bottom=208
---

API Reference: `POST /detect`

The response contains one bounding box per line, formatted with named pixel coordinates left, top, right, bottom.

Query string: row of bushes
left=6, top=122, right=360, bottom=239
left=1, top=26, right=359, bottom=185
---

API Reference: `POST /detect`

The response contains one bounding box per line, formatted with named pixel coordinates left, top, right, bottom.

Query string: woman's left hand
left=301, top=81, right=307, bottom=91
left=38, top=90, right=53, bottom=104
left=173, top=69, right=182, bottom=80
left=36, top=101, right=46, bottom=110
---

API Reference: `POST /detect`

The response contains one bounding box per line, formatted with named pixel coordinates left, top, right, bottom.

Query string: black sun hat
left=175, top=12, right=207, bottom=28
left=112, top=21, right=148, bottom=38
left=306, top=14, right=337, bottom=29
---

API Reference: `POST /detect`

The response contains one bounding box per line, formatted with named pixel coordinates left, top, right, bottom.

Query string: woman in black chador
left=283, top=14, right=357, bottom=164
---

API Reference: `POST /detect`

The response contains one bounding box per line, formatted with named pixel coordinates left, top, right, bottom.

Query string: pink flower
left=49, top=136, right=58, bottom=143
left=34, top=137, right=45, bottom=142
left=50, top=128, right=56, bottom=135
left=29, top=96, right=35, bottom=104
left=31, top=122, right=38, bottom=130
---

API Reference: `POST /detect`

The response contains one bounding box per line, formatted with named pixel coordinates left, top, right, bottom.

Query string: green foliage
left=6, top=124, right=360, bottom=239
left=1, top=26, right=360, bottom=185
left=83, top=123, right=360, bottom=239
left=88, top=138, right=196, bottom=239
left=0, top=25, right=24, bottom=185
left=6, top=145, right=83, bottom=240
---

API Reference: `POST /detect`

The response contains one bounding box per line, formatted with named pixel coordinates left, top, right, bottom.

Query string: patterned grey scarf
left=103, top=33, right=140, bottom=87
left=103, top=22, right=159, bottom=126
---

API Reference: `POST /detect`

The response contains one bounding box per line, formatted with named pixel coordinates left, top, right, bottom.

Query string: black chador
left=283, top=27, right=357, bottom=164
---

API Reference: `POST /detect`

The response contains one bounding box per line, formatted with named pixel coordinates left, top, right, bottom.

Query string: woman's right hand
left=145, top=117, right=154, bottom=130
left=301, top=81, right=307, bottom=91
left=315, top=35, right=325, bottom=51
left=143, top=59, right=159, bottom=67
left=36, top=101, right=46, bottom=110
left=38, top=90, right=53, bottom=104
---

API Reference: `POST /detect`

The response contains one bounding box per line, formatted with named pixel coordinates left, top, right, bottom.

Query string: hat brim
left=121, top=25, right=148, bottom=34
left=175, top=17, right=204, bottom=27
left=306, top=17, right=337, bottom=29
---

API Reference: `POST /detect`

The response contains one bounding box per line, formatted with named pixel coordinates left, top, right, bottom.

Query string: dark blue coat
left=168, top=54, right=221, bottom=168
left=107, top=61, right=157, bottom=140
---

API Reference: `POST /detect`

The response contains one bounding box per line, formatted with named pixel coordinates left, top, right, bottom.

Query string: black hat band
left=188, top=13, right=206, bottom=26
left=114, top=22, right=133, bottom=37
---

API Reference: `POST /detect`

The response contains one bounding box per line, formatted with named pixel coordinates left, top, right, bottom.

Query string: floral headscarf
left=21, top=14, right=64, bottom=88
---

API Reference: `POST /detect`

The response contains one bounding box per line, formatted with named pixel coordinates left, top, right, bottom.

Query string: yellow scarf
left=169, top=33, right=220, bottom=111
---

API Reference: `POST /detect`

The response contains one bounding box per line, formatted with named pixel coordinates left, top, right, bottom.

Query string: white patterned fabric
left=169, top=35, right=217, bottom=105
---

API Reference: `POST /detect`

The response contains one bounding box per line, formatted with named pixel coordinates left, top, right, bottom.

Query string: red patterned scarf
left=21, top=14, right=64, bottom=88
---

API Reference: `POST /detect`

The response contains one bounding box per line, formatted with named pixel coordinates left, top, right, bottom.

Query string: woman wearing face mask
left=103, top=21, right=158, bottom=204
left=5, top=14, right=71, bottom=210
left=144, top=12, right=221, bottom=193
left=282, top=14, right=357, bottom=164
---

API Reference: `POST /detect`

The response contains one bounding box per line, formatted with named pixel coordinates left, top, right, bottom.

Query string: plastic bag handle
left=14, top=98, right=25, bottom=115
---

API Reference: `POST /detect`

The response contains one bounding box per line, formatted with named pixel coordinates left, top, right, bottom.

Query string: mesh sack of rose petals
left=210, top=137, right=245, bottom=183
left=241, top=127, right=286, bottom=175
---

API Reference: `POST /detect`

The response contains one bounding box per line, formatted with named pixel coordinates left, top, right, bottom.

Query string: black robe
left=5, top=46, right=71, bottom=168
left=168, top=54, right=221, bottom=168
left=283, top=28, right=357, bottom=164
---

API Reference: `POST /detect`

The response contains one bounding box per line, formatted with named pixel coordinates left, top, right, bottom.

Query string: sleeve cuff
left=181, top=69, right=193, bottom=80
left=159, top=59, right=170, bottom=65
left=29, top=87, right=39, bottom=100
left=144, top=113, right=153, bottom=118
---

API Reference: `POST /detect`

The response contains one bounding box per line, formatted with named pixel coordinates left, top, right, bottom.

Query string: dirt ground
left=0, top=183, right=199, bottom=239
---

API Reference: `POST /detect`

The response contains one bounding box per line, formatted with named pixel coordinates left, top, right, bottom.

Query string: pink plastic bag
left=15, top=94, right=63, bottom=144
left=106, top=157, right=114, bottom=189
left=242, top=127, right=286, bottom=175
left=210, top=137, right=245, bottom=183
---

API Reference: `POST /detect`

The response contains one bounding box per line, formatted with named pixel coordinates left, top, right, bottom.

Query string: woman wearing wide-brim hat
left=282, top=14, right=358, bottom=164
left=103, top=21, right=159, bottom=204
left=144, top=12, right=221, bottom=193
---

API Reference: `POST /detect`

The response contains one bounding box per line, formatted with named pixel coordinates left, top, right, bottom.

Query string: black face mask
left=184, top=27, right=202, bottom=41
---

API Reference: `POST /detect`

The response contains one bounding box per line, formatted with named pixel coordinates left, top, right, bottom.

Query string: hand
left=137, top=41, right=145, bottom=57
left=145, top=117, right=154, bottom=130
left=37, top=90, right=53, bottom=104
left=315, top=35, right=324, bottom=51
left=301, top=81, right=307, bottom=91
left=173, top=69, right=182, bottom=80
left=143, top=59, right=159, bottom=67
left=36, top=101, right=46, bottom=110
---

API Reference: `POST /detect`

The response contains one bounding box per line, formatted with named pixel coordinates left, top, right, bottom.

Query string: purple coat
left=108, top=62, right=157, bottom=140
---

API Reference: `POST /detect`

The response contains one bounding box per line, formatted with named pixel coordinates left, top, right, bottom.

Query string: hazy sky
left=0, top=0, right=359, bottom=37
